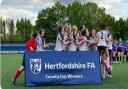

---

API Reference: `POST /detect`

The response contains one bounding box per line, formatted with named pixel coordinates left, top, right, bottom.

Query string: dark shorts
left=108, top=49, right=112, bottom=56
left=112, top=48, right=117, bottom=52
left=108, top=49, right=112, bottom=61
left=124, top=50, right=128, bottom=55
left=97, top=46, right=107, bottom=56
left=22, top=54, right=25, bottom=66
left=117, top=47, right=123, bottom=52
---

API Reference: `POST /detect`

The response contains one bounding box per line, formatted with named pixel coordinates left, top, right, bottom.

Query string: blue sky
left=0, top=0, right=128, bottom=25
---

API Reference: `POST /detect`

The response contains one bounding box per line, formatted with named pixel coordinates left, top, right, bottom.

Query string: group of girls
left=12, top=30, right=48, bottom=85
left=13, top=23, right=125, bottom=85
left=55, top=24, right=97, bottom=51
left=54, top=23, right=113, bottom=79
left=112, top=38, right=128, bottom=63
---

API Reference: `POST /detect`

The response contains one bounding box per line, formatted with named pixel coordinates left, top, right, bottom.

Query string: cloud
left=0, top=0, right=55, bottom=25
left=0, top=0, right=2, bottom=5
left=0, top=0, right=128, bottom=26
left=1, top=0, right=55, bottom=8
left=90, top=0, right=128, bottom=20
left=57, top=0, right=128, bottom=20
left=0, top=7, right=38, bottom=25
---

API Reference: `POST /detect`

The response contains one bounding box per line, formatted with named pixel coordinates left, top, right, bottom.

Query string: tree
left=3, top=20, right=6, bottom=39
left=16, top=18, right=33, bottom=41
left=9, top=19, right=14, bottom=43
left=35, top=1, right=128, bottom=41
left=0, top=17, right=3, bottom=34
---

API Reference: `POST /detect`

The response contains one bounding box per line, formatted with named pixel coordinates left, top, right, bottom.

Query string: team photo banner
left=25, top=51, right=101, bottom=86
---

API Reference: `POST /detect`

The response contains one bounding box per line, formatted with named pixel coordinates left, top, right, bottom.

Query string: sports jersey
left=125, top=42, right=128, bottom=51
left=117, top=41, right=124, bottom=52
left=79, top=36, right=89, bottom=51
left=117, top=41, right=124, bottom=47
left=107, top=34, right=112, bottom=50
left=68, top=33, right=77, bottom=51
left=26, top=37, right=37, bottom=51
left=97, top=30, right=108, bottom=46
left=63, top=33, right=77, bottom=51
left=112, top=41, right=117, bottom=51
left=36, top=35, right=44, bottom=51
left=55, top=33, right=65, bottom=51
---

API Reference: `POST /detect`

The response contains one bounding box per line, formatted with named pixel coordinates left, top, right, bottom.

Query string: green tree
left=36, top=1, right=128, bottom=41
left=9, top=19, right=14, bottom=43
left=16, top=18, right=33, bottom=41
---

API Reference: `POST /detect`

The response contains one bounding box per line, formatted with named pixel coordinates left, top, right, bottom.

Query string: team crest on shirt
left=30, top=59, right=42, bottom=74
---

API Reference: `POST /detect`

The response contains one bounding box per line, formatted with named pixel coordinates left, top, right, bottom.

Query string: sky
left=0, top=0, right=128, bottom=25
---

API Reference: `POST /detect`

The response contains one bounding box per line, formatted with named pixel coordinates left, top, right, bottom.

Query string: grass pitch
left=1, top=54, right=128, bottom=89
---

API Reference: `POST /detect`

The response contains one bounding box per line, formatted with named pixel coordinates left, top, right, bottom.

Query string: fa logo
left=30, top=59, right=42, bottom=74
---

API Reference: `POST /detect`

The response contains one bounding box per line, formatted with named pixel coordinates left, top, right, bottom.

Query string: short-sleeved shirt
left=97, top=30, right=108, bottom=47
left=55, top=33, right=65, bottom=51
left=107, top=34, right=112, bottom=50
left=26, top=37, right=37, bottom=51
left=112, top=41, right=117, bottom=50
left=125, top=42, right=128, bottom=51
left=117, top=41, right=124, bottom=47
left=36, top=35, right=43, bottom=51
left=79, top=36, right=89, bottom=51
left=63, top=33, right=77, bottom=51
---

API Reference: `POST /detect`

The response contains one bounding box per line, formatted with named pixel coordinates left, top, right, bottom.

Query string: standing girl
left=55, top=26, right=65, bottom=51
left=117, top=38, right=124, bottom=63
left=76, top=29, right=89, bottom=51
left=89, top=29, right=97, bottom=51
left=112, top=39, right=118, bottom=63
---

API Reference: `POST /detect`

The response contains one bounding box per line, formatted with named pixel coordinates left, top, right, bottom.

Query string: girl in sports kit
left=96, top=24, right=112, bottom=79
left=117, top=38, right=124, bottom=63
left=55, top=26, right=65, bottom=51
left=63, top=26, right=72, bottom=51
left=36, top=30, right=49, bottom=51
left=124, top=41, right=128, bottom=62
left=96, top=25, right=108, bottom=56
left=112, top=39, right=118, bottom=63
left=36, top=31, right=44, bottom=51
left=76, top=29, right=89, bottom=51
left=89, top=29, right=97, bottom=51
left=126, top=41, right=128, bottom=62
left=12, top=33, right=37, bottom=85
left=67, top=25, right=78, bottom=51
left=106, top=26, right=113, bottom=65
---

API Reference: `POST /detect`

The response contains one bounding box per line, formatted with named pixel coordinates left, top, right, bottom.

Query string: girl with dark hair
left=12, top=33, right=38, bottom=85
left=106, top=26, right=113, bottom=64
left=117, top=38, right=124, bottom=63
left=96, top=24, right=108, bottom=56
left=76, top=29, right=89, bottom=51
left=89, top=29, right=97, bottom=51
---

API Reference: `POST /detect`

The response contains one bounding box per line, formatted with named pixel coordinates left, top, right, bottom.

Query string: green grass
left=1, top=54, right=128, bottom=89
